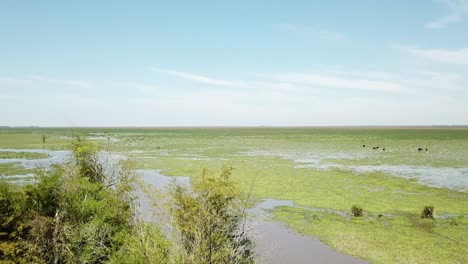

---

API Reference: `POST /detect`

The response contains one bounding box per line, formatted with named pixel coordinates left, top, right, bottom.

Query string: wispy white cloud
left=267, top=73, right=408, bottom=93
left=153, top=67, right=411, bottom=94
left=276, top=23, right=347, bottom=41
left=399, top=45, right=468, bottom=65
left=150, top=68, right=243, bottom=87
left=153, top=67, right=465, bottom=95
left=425, top=0, right=468, bottom=29
left=2, top=66, right=467, bottom=126
left=29, top=75, right=93, bottom=88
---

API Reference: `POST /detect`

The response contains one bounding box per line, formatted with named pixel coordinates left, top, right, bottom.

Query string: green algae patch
left=273, top=206, right=468, bottom=264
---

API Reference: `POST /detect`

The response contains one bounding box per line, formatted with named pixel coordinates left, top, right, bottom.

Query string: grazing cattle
left=418, top=148, right=423, bottom=151
left=372, top=146, right=379, bottom=150
left=425, top=148, right=428, bottom=151
left=382, top=148, right=386, bottom=151
left=363, top=144, right=366, bottom=148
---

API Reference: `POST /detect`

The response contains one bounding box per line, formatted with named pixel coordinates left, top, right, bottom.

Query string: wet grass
left=0, top=162, right=35, bottom=176
left=273, top=206, right=467, bottom=264
left=0, top=151, right=49, bottom=159
left=1, top=127, right=467, bottom=263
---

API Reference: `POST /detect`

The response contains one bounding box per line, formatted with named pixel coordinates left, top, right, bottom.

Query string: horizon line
left=2, top=125, right=468, bottom=129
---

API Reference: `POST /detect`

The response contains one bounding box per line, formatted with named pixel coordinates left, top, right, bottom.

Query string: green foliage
left=171, top=165, right=254, bottom=264
left=420, top=205, right=435, bottom=219
left=24, top=168, right=62, bottom=217
left=41, top=135, right=47, bottom=144
left=1, top=138, right=252, bottom=263
left=0, top=139, right=155, bottom=264
left=109, top=222, right=171, bottom=264
left=351, top=205, right=363, bottom=217
left=0, top=181, right=23, bottom=236
left=72, top=139, right=105, bottom=183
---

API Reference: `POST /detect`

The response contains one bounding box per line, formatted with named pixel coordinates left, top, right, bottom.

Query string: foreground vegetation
left=0, top=138, right=253, bottom=263
left=1, top=127, right=467, bottom=263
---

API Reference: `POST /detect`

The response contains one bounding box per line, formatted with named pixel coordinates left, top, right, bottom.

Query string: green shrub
left=421, top=205, right=435, bottom=219
left=109, top=223, right=171, bottom=264
left=1, top=138, right=141, bottom=264
left=170, top=165, right=254, bottom=263
left=351, top=205, right=363, bottom=217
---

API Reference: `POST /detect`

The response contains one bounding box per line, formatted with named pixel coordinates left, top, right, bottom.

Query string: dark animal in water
left=418, top=148, right=423, bottom=151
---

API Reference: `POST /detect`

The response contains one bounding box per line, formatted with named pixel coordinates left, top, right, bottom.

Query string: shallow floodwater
left=244, top=149, right=468, bottom=191
left=349, top=164, right=468, bottom=190
left=255, top=221, right=365, bottom=264
left=135, top=170, right=365, bottom=263
left=297, top=162, right=468, bottom=191
left=134, top=169, right=190, bottom=220
left=136, top=169, right=190, bottom=190
left=248, top=199, right=366, bottom=264
left=0, top=148, right=71, bottom=169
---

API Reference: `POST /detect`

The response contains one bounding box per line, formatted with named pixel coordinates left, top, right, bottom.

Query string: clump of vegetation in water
left=351, top=205, right=363, bottom=217
left=421, top=205, right=435, bottom=219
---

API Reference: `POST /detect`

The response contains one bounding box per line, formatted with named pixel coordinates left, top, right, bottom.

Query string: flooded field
left=136, top=170, right=366, bottom=263
left=0, top=148, right=70, bottom=168
left=1, top=127, right=467, bottom=263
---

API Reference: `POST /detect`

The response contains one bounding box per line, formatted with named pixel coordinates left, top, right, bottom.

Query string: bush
left=170, top=165, right=254, bottom=263
left=109, top=222, right=171, bottom=264
left=0, top=138, right=143, bottom=264
left=421, top=205, right=435, bottom=219
left=351, top=205, right=363, bottom=217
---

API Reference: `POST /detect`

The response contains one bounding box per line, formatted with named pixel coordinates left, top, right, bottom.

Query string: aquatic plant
left=421, top=205, right=435, bottom=219
left=351, top=205, right=363, bottom=217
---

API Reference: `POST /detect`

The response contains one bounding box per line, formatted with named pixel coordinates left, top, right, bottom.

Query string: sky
left=1, top=0, right=467, bottom=127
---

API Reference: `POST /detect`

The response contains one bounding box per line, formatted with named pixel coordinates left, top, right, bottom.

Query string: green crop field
left=1, top=127, right=467, bottom=263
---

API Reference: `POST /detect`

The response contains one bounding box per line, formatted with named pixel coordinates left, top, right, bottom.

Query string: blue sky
left=1, top=0, right=467, bottom=126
